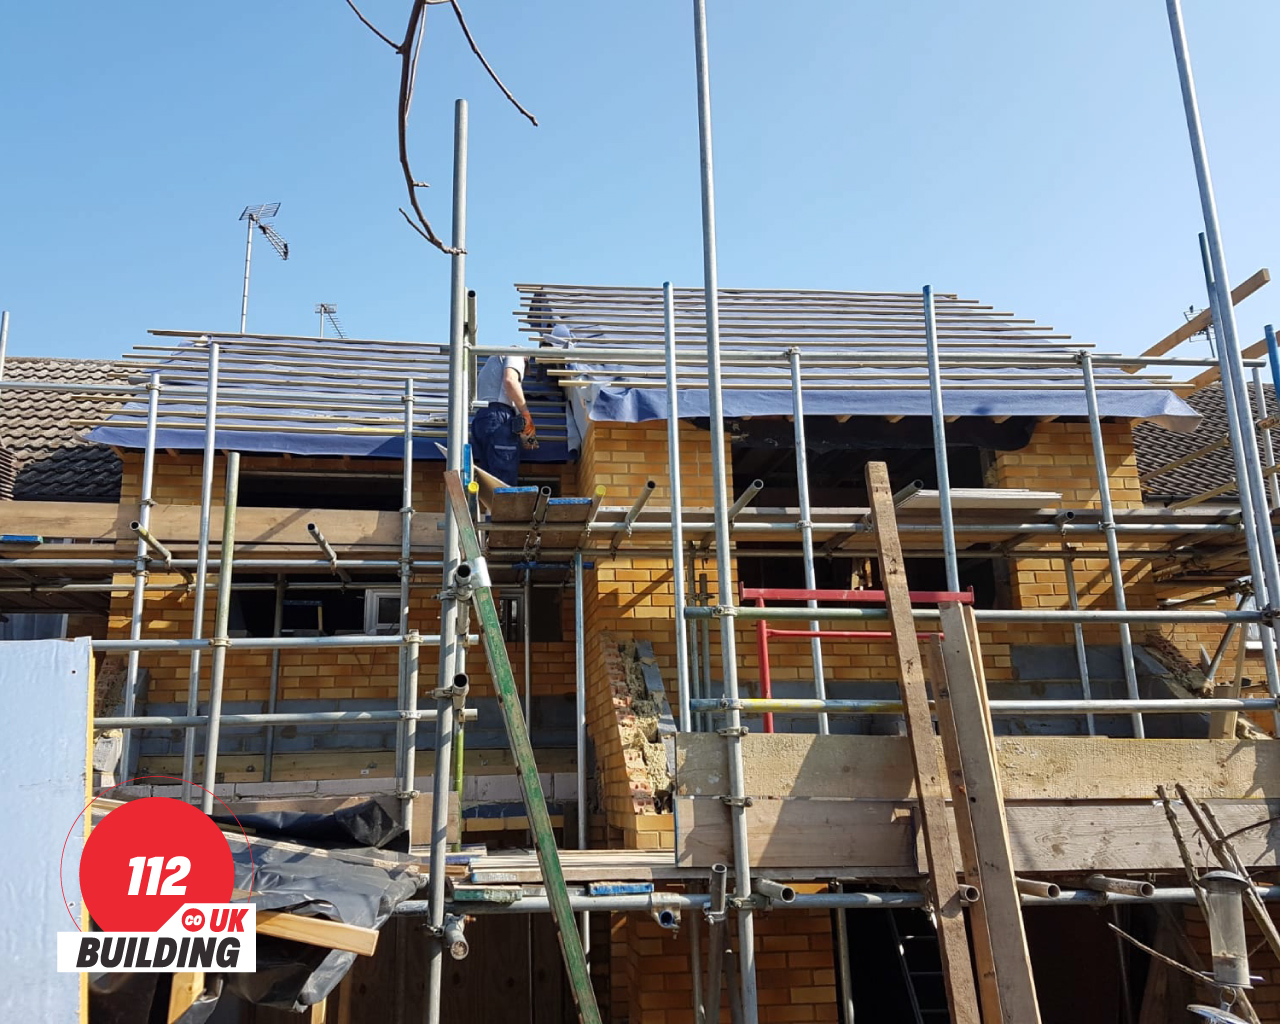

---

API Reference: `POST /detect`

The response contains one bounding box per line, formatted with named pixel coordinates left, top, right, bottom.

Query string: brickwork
left=584, top=632, right=677, bottom=850
left=616, top=908, right=837, bottom=1024
left=989, top=419, right=1161, bottom=656
left=111, top=452, right=580, bottom=764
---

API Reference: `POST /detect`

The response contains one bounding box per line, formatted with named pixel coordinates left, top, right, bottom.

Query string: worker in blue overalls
left=470, top=350, right=538, bottom=484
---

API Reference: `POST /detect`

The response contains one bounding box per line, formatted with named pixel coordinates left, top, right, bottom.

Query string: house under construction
left=7, top=3, right=1280, bottom=1024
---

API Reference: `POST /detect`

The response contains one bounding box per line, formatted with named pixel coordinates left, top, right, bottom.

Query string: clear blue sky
left=3, top=1, right=1280, bottom=365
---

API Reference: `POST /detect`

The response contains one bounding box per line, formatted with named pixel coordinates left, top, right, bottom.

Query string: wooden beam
left=866, top=460, right=981, bottom=1024
left=0, top=501, right=444, bottom=549
left=885, top=414, right=905, bottom=424
left=938, top=602, right=1042, bottom=1023
left=1134, top=268, right=1270, bottom=368
left=675, top=796, right=1280, bottom=872
left=167, top=972, right=204, bottom=1023
left=1188, top=335, right=1270, bottom=390
left=929, top=636, right=1002, bottom=1024
left=673, top=796, right=914, bottom=870
left=310, top=997, right=329, bottom=1023
left=256, top=909, right=379, bottom=956
left=675, top=732, right=1280, bottom=803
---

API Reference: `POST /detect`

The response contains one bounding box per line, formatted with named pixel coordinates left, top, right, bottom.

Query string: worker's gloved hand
left=519, top=410, right=539, bottom=450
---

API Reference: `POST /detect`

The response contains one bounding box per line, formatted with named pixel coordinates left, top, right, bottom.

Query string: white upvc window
left=364, top=589, right=401, bottom=635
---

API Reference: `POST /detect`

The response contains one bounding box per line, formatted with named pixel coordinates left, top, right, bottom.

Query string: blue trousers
left=471, top=404, right=522, bottom=483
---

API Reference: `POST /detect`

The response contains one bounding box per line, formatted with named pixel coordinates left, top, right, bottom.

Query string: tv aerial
left=238, top=203, right=289, bottom=333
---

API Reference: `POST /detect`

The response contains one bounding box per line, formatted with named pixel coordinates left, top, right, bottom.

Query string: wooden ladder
left=444, top=470, right=602, bottom=1024
left=867, top=461, right=1041, bottom=1024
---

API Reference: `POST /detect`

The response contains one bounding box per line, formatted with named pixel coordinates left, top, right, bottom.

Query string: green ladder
left=443, top=471, right=602, bottom=1024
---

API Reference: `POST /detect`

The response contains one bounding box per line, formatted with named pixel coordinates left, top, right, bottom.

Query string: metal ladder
left=443, top=470, right=602, bottom=1024
left=888, top=908, right=951, bottom=1022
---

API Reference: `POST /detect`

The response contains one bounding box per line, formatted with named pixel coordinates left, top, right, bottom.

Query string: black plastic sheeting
left=210, top=795, right=405, bottom=849
left=89, top=807, right=421, bottom=1021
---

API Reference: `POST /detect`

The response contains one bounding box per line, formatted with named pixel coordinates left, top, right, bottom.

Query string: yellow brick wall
left=112, top=452, right=580, bottom=712
left=616, top=909, right=837, bottom=1024
left=988, top=419, right=1160, bottom=655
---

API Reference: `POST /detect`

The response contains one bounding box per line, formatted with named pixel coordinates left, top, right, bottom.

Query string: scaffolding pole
left=119, top=371, right=161, bottom=778
left=182, top=340, right=218, bottom=801
left=788, top=349, right=828, bottom=735
left=665, top=282, right=693, bottom=731
left=200, top=451, right=240, bottom=813
left=924, top=285, right=961, bottom=592
left=1080, top=350, right=1144, bottom=738
left=1199, top=236, right=1280, bottom=720
left=427, top=96, right=469, bottom=1024
left=262, top=575, right=286, bottom=781
left=1251, top=366, right=1279, bottom=509
left=574, top=550, right=590, bottom=957
left=1168, top=0, right=1280, bottom=724
left=399, top=377, right=418, bottom=835
left=1061, top=545, right=1097, bottom=736
left=691, top=1, right=757, bottom=1018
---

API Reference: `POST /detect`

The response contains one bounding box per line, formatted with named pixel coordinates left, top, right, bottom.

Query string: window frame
left=363, top=588, right=403, bottom=636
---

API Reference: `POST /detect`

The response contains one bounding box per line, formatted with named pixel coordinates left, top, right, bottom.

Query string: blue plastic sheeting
left=89, top=420, right=573, bottom=463
left=519, top=287, right=1203, bottom=433
left=586, top=374, right=1201, bottom=431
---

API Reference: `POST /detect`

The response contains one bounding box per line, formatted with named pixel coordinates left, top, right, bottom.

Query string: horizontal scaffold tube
left=477, top=521, right=1246, bottom=536
left=688, top=697, right=1278, bottom=716
left=90, top=633, right=476, bottom=653
left=684, top=606, right=1264, bottom=624
left=97, top=708, right=480, bottom=729
left=396, top=886, right=1280, bottom=917
left=0, top=559, right=445, bottom=570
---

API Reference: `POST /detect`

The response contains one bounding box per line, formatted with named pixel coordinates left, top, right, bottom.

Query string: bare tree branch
left=1106, top=923, right=1216, bottom=988
left=405, top=0, right=429, bottom=123
left=445, top=0, right=538, bottom=126
left=395, top=2, right=457, bottom=253
left=344, top=0, right=400, bottom=51
left=341, top=0, right=538, bottom=252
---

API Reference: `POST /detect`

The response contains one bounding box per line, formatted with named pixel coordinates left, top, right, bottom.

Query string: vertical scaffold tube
left=574, top=550, right=590, bottom=956
left=1080, top=351, right=1144, bottom=738
left=1251, top=366, right=1279, bottom=509
left=687, top=547, right=703, bottom=732
left=399, top=377, right=417, bottom=834
left=691, top=2, right=757, bottom=1019
left=427, top=97, right=468, bottom=1024
left=523, top=571, right=532, bottom=723
left=1200, top=243, right=1280, bottom=720
left=183, top=340, right=219, bottom=800
left=263, top=574, right=285, bottom=781
left=665, top=282, right=693, bottom=730
left=788, top=349, right=829, bottom=735
left=120, top=372, right=161, bottom=778
left=923, top=286, right=960, bottom=593
left=1061, top=549, right=1096, bottom=737
left=1168, top=0, right=1280, bottom=649
left=200, top=451, right=240, bottom=813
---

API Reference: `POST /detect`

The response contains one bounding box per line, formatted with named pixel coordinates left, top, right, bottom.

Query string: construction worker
left=470, top=351, right=538, bottom=484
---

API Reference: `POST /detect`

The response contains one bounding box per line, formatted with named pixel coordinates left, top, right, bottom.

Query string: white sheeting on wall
left=0, top=637, right=92, bottom=1021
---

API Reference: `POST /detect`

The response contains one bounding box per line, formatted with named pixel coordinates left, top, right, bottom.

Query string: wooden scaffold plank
left=939, top=601, right=1042, bottom=1024
left=928, top=635, right=1003, bottom=1024
left=866, top=460, right=980, bottom=1024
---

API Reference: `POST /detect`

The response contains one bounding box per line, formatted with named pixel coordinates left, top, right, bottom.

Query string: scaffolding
left=2, top=1, right=1280, bottom=1022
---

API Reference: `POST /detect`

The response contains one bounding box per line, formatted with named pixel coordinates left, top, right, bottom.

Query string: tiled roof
left=1133, top=380, right=1274, bottom=502
left=0, top=357, right=123, bottom=501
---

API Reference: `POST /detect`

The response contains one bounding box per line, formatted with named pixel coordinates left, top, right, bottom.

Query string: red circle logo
left=182, top=909, right=206, bottom=932
left=79, top=798, right=234, bottom=931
